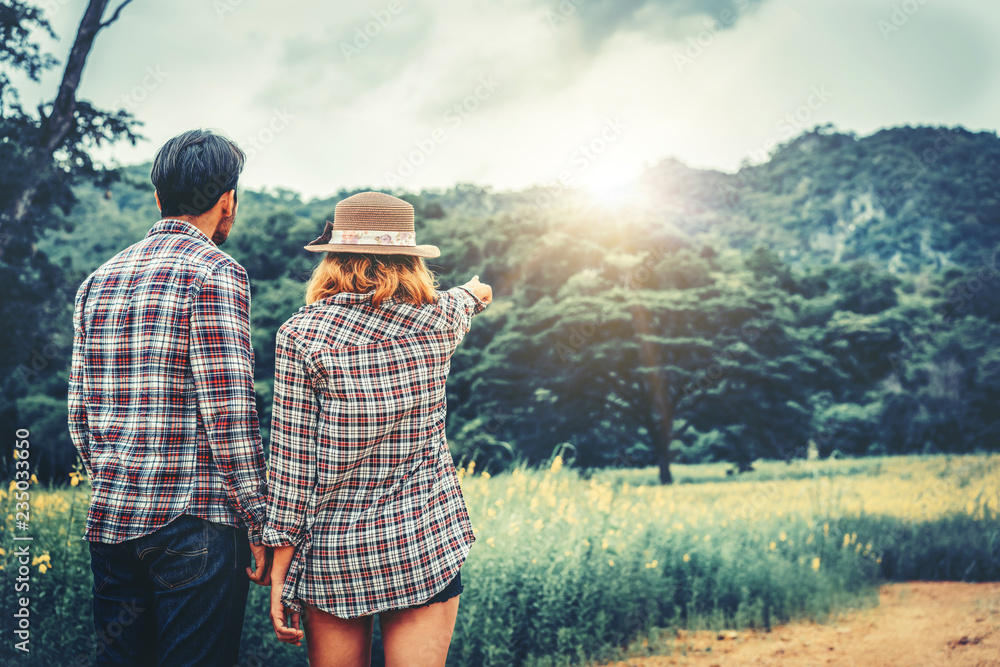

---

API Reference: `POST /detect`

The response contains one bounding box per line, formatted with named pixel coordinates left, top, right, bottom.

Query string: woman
left=263, top=191, right=491, bottom=667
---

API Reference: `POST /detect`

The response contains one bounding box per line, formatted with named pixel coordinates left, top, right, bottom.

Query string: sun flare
left=577, top=161, right=642, bottom=208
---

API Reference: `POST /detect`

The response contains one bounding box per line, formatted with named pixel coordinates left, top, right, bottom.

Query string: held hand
left=463, top=275, right=493, bottom=305
left=270, top=569, right=304, bottom=646
left=247, top=542, right=272, bottom=586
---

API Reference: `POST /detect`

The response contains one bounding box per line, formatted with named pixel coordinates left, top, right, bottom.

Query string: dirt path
left=600, top=582, right=1000, bottom=666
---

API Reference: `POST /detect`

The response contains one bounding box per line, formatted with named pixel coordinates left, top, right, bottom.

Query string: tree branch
left=1, top=0, right=132, bottom=235
left=98, top=0, right=134, bottom=30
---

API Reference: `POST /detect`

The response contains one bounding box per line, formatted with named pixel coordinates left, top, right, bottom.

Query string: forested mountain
left=5, top=125, right=999, bottom=482
left=643, top=125, right=1000, bottom=270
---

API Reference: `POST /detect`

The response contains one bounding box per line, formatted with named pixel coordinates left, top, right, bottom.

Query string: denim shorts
left=407, top=570, right=463, bottom=609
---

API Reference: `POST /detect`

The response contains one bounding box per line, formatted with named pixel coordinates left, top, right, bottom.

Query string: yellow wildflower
left=682, top=553, right=690, bottom=562
left=550, top=455, right=563, bottom=474
left=769, top=542, right=776, bottom=551
left=811, top=558, right=821, bottom=571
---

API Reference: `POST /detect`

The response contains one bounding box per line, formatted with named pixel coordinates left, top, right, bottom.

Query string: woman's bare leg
left=379, top=596, right=460, bottom=667
left=302, top=603, right=374, bottom=667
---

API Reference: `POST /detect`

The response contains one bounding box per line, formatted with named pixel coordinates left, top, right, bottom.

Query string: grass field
left=2, top=453, right=998, bottom=666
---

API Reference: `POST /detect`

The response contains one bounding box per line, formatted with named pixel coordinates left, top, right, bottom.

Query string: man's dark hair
left=151, top=129, right=246, bottom=217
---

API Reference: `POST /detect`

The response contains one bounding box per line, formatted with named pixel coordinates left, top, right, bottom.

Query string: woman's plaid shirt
left=262, top=286, right=486, bottom=617
left=68, top=219, right=268, bottom=544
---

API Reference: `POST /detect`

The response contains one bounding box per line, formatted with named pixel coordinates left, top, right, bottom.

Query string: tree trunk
left=629, top=303, right=674, bottom=484
left=0, top=0, right=131, bottom=237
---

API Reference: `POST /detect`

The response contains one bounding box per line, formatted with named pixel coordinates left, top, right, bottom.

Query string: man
left=68, top=129, right=271, bottom=666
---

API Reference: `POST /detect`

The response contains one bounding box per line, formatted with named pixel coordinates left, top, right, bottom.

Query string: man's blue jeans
left=88, top=514, right=251, bottom=666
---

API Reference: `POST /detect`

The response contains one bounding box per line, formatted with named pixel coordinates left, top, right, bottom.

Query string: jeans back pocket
left=138, top=516, right=210, bottom=590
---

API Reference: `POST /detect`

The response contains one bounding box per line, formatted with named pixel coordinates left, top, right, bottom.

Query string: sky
left=20, top=0, right=1000, bottom=199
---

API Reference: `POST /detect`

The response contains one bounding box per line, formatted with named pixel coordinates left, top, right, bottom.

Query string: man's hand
left=462, top=275, right=493, bottom=305
left=247, top=541, right=272, bottom=586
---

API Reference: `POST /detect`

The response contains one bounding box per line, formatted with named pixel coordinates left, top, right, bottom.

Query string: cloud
left=28, top=0, right=998, bottom=199
left=539, top=0, right=769, bottom=51
left=251, top=0, right=772, bottom=125
left=250, top=2, right=435, bottom=113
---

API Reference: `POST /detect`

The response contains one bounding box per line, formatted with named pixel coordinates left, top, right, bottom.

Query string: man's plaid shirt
left=263, top=286, right=486, bottom=618
left=68, top=219, right=268, bottom=544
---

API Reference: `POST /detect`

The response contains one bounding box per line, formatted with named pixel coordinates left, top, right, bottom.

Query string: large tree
left=1, top=0, right=137, bottom=236
left=1, top=0, right=139, bottom=476
left=444, top=202, right=832, bottom=483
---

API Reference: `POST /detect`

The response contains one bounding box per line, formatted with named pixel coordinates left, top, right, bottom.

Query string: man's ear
left=222, top=189, right=237, bottom=216
left=154, top=190, right=162, bottom=213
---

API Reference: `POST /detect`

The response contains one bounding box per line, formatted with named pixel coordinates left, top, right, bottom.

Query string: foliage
left=2, top=453, right=998, bottom=666
left=5, top=125, right=1000, bottom=479
left=1, top=0, right=140, bottom=471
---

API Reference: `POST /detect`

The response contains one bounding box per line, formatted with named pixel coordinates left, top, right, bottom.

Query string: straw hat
left=304, top=191, right=440, bottom=258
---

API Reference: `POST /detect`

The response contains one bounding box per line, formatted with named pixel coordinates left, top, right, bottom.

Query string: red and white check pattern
left=68, top=219, right=268, bottom=544
left=263, top=286, right=486, bottom=617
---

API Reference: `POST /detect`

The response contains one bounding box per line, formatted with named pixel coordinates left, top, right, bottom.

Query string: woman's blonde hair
left=305, top=253, right=438, bottom=307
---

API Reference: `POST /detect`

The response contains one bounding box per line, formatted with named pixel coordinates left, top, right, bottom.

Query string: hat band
left=329, top=229, right=416, bottom=247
